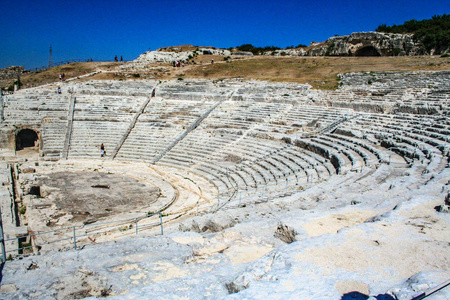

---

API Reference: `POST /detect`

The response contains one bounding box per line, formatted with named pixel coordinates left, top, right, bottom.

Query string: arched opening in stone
left=16, top=129, right=39, bottom=151
left=354, top=46, right=381, bottom=57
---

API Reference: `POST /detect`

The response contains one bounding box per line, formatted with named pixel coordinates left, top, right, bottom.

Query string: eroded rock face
left=310, top=31, right=425, bottom=56
left=122, top=47, right=232, bottom=70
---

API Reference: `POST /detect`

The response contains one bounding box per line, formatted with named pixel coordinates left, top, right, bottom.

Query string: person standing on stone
left=151, top=88, right=156, bottom=97
left=100, top=143, right=106, bottom=157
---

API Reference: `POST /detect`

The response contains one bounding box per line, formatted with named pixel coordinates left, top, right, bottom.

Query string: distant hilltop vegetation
left=376, top=14, right=450, bottom=54
left=124, top=30, right=445, bottom=71
left=140, top=15, right=450, bottom=59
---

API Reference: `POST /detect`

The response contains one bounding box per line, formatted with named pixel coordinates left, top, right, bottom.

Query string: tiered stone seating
left=73, top=80, right=158, bottom=96
left=327, top=71, right=450, bottom=114
left=67, top=95, right=145, bottom=158
left=39, top=95, right=71, bottom=159
left=1, top=92, right=71, bottom=159
left=2, top=93, right=70, bottom=125
left=158, top=81, right=224, bottom=101
left=116, top=98, right=216, bottom=161
left=337, top=112, right=449, bottom=166
left=2, top=73, right=447, bottom=211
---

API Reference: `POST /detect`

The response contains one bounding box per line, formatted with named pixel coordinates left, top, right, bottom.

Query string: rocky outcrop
left=121, top=47, right=232, bottom=70
left=0, top=66, right=26, bottom=80
left=128, top=48, right=230, bottom=64
left=264, top=31, right=427, bottom=57
left=123, top=31, right=428, bottom=70
left=308, top=31, right=425, bottom=56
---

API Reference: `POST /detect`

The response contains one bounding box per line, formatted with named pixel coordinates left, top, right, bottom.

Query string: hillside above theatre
left=2, top=55, right=449, bottom=92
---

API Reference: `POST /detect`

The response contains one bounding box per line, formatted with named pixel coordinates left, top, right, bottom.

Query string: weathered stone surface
left=0, top=70, right=448, bottom=299
left=121, top=48, right=231, bottom=70
left=309, top=31, right=425, bottom=56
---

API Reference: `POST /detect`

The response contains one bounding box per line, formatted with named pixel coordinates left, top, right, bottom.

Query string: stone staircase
left=61, top=95, right=76, bottom=160
left=111, top=96, right=154, bottom=160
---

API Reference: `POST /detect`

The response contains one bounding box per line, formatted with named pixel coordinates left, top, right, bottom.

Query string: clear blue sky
left=1, top=0, right=449, bottom=69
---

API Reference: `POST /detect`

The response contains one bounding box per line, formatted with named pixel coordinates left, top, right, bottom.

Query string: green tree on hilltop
left=236, top=44, right=281, bottom=55
left=376, top=14, right=450, bottom=53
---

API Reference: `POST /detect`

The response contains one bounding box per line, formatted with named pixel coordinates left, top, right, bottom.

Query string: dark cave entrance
left=16, top=129, right=39, bottom=150
left=354, top=46, right=381, bottom=57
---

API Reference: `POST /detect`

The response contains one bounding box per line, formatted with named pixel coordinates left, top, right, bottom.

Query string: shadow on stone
left=341, top=291, right=369, bottom=300
left=341, top=292, right=396, bottom=300
left=0, top=261, right=4, bottom=285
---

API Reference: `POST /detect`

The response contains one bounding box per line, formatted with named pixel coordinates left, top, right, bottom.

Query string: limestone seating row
left=154, top=101, right=344, bottom=190
left=3, top=96, right=41, bottom=109
left=320, top=134, right=378, bottom=166
left=295, top=138, right=352, bottom=174
left=340, top=71, right=450, bottom=89
left=283, top=105, right=351, bottom=125
left=140, top=99, right=213, bottom=121
left=2, top=94, right=69, bottom=126
left=203, top=102, right=287, bottom=134
left=39, top=110, right=68, bottom=120
left=3, top=94, right=70, bottom=111
left=348, top=114, right=448, bottom=157
left=36, top=95, right=72, bottom=111
left=329, top=99, right=445, bottom=115
left=235, top=146, right=320, bottom=187
left=116, top=99, right=220, bottom=160
left=67, top=121, right=129, bottom=158
left=158, top=131, right=334, bottom=197
left=287, top=147, right=336, bottom=178
left=231, top=142, right=305, bottom=179
left=218, top=145, right=336, bottom=198
left=159, top=133, right=269, bottom=194
left=73, top=81, right=158, bottom=96
left=325, top=131, right=400, bottom=164
left=2, top=110, right=43, bottom=124
left=116, top=122, right=194, bottom=161
left=3, top=109, right=66, bottom=126
left=157, top=92, right=225, bottom=102
left=338, top=121, right=441, bottom=165
left=324, top=88, right=449, bottom=114
left=41, top=121, right=68, bottom=158
left=385, top=124, right=445, bottom=157
left=73, top=95, right=145, bottom=122
left=158, top=159, right=232, bottom=195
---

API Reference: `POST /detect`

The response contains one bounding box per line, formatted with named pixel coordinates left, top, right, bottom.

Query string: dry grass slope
left=3, top=55, right=450, bottom=90
left=182, top=56, right=450, bottom=89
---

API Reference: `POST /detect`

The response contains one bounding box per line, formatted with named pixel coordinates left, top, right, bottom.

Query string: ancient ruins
left=0, top=55, right=448, bottom=299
